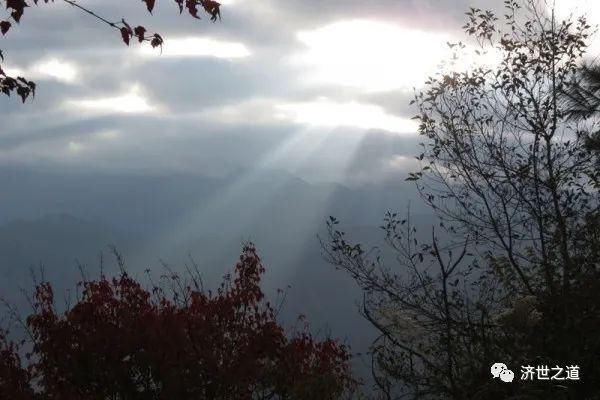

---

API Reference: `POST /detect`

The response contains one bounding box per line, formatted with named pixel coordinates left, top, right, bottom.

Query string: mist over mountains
left=0, top=165, right=435, bottom=374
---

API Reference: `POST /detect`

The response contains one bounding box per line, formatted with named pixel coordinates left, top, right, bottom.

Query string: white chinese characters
left=492, top=363, right=580, bottom=383
left=520, top=365, right=580, bottom=381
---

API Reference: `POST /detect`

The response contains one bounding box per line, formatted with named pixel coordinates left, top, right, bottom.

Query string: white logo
left=500, top=369, right=515, bottom=382
left=491, top=362, right=514, bottom=382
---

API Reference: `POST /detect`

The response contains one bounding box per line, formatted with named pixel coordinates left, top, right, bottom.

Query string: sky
left=0, top=0, right=599, bottom=186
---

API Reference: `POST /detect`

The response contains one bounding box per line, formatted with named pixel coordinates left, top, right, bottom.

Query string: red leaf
left=120, top=27, right=131, bottom=46
left=134, top=25, right=146, bottom=43
left=201, top=0, right=221, bottom=22
left=143, top=0, right=156, bottom=14
left=6, top=0, right=28, bottom=23
left=186, top=0, right=200, bottom=19
left=27, top=80, right=35, bottom=97
left=11, top=9, right=24, bottom=23
left=17, top=86, right=29, bottom=103
left=150, top=33, right=163, bottom=49
left=0, top=21, right=11, bottom=35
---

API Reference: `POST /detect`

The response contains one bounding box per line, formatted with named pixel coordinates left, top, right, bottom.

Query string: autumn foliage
left=0, top=0, right=222, bottom=102
left=0, top=244, right=354, bottom=399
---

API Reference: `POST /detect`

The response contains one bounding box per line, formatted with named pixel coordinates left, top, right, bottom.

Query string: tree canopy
left=1, top=244, right=356, bottom=400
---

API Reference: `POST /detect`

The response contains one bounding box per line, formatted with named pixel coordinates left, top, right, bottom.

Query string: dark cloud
left=0, top=0, right=505, bottom=185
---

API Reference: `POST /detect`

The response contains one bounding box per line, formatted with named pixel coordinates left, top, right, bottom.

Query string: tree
left=1, top=244, right=356, bottom=399
left=0, top=329, right=34, bottom=400
left=560, top=62, right=600, bottom=152
left=0, top=0, right=223, bottom=102
left=323, top=1, right=600, bottom=398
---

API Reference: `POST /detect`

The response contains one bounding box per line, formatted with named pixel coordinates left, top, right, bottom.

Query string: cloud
left=0, top=0, right=506, bottom=186
left=138, top=37, right=251, bottom=59
left=276, top=99, right=418, bottom=134
left=292, top=19, right=452, bottom=92
left=292, top=18, right=501, bottom=93
left=64, top=85, right=156, bottom=114
left=195, top=97, right=418, bottom=134
left=3, top=58, right=79, bottom=84
left=31, top=58, right=79, bottom=83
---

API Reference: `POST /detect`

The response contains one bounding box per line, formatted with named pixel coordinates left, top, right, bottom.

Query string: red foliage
left=0, top=331, right=33, bottom=400
left=1, top=245, right=355, bottom=399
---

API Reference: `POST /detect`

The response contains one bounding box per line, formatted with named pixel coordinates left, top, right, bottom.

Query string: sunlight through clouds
left=293, top=19, right=500, bottom=93
left=276, top=99, right=418, bottom=134
left=66, top=85, right=155, bottom=114
left=32, top=58, right=78, bottom=83
left=139, top=37, right=251, bottom=58
left=293, top=20, right=451, bottom=92
left=2, top=58, right=78, bottom=84
left=197, top=97, right=418, bottom=134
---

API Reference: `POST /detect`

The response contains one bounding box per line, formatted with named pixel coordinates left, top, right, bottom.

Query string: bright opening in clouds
left=0, top=0, right=525, bottom=186
left=198, top=97, right=418, bottom=134
left=294, top=20, right=452, bottom=92
left=32, top=58, right=78, bottom=83
left=139, top=37, right=251, bottom=58
left=67, top=85, right=155, bottom=114
left=2, top=58, right=78, bottom=84
left=294, top=19, right=501, bottom=93
left=276, top=99, right=418, bottom=134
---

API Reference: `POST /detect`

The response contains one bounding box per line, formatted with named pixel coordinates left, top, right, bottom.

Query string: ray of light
left=137, top=127, right=332, bottom=254
left=136, top=126, right=369, bottom=286
left=267, top=129, right=400, bottom=295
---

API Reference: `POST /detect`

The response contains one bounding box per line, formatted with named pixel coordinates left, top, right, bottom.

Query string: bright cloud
left=31, top=58, right=78, bottom=83
left=197, top=97, right=418, bottom=134
left=2, top=58, right=78, bottom=83
left=276, top=99, right=418, bottom=134
left=66, top=85, right=155, bottom=114
left=197, top=98, right=281, bottom=125
left=383, top=155, right=419, bottom=172
left=139, top=37, right=251, bottom=59
left=293, top=19, right=499, bottom=92
left=66, top=130, right=120, bottom=155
